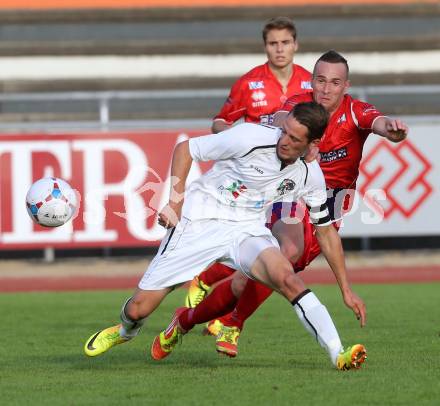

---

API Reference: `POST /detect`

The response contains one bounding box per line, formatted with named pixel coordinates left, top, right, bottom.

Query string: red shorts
left=266, top=201, right=339, bottom=273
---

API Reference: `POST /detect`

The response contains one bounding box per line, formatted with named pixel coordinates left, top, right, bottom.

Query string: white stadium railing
left=0, top=84, right=439, bottom=131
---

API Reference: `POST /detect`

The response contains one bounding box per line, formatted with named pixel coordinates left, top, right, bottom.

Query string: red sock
left=198, top=263, right=235, bottom=286
left=220, top=279, right=273, bottom=330
left=179, top=279, right=238, bottom=331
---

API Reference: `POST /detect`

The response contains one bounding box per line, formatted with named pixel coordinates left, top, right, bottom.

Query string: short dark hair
left=313, top=50, right=349, bottom=77
left=290, top=101, right=328, bottom=142
left=262, top=17, right=297, bottom=44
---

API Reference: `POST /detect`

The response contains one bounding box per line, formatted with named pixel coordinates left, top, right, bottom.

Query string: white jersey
left=185, top=123, right=331, bottom=226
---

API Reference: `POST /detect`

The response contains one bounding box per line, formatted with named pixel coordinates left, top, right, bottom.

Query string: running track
left=1, top=265, right=439, bottom=293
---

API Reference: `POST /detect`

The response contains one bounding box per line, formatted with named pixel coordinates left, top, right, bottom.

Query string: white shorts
left=138, top=217, right=279, bottom=290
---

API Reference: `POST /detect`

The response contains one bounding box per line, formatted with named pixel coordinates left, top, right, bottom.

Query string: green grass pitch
left=1, top=283, right=439, bottom=405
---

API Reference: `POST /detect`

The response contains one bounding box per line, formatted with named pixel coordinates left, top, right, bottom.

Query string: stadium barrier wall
left=0, top=121, right=438, bottom=250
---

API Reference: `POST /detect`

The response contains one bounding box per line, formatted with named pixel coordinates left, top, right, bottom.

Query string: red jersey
left=214, top=62, right=311, bottom=126
left=282, top=93, right=384, bottom=189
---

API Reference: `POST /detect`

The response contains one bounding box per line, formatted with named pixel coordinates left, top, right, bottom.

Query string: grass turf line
left=0, top=283, right=439, bottom=405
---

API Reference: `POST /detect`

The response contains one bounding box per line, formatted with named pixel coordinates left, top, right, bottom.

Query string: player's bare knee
left=269, top=264, right=305, bottom=300
left=265, top=258, right=293, bottom=289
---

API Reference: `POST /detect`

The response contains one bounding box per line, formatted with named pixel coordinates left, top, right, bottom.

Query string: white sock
left=292, top=289, right=343, bottom=366
left=119, top=297, right=146, bottom=339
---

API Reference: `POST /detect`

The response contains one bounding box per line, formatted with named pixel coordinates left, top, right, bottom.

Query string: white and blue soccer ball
left=26, top=177, right=77, bottom=227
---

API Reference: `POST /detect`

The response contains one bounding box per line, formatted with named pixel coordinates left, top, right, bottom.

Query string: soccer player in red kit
left=184, top=50, right=408, bottom=357
left=212, top=16, right=311, bottom=132
left=185, top=16, right=312, bottom=304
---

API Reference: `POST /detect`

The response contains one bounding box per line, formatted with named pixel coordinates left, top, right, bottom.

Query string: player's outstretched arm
left=372, top=116, right=409, bottom=143
left=158, top=141, right=192, bottom=229
left=315, top=224, right=367, bottom=327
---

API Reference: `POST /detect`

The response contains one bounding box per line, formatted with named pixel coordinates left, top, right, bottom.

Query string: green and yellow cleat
left=216, top=325, right=241, bottom=358
left=84, top=324, right=128, bottom=357
left=336, top=344, right=367, bottom=370
left=184, top=276, right=210, bottom=308
left=151, top=307, right=187, bottom=361
left=202, top=319, right=224, bottom=336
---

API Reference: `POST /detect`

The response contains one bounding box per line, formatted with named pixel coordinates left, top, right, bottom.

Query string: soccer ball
left=26, top=177, right=78, bottom=227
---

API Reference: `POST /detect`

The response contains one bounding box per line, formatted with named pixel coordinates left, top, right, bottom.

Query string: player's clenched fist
left=158, top=201, right=182, bottom=229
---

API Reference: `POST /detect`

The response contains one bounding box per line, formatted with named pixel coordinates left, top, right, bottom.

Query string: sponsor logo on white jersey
left=250, top=164, right=264, bottom=174
left=225, top=180, right=247, bottom=199
left=249, top=81, right=265, bottom=90
left=277, top=179, right=296, bottom=195
left=301, top=81, right=312, bottom=89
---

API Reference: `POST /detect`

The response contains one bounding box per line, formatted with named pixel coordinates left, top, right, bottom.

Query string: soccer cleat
left=336, top=344, right=367, bottom=370
left=151, top=307, right=187, bottom=361
left=184, top=276, right=210, bottom=308
left=202, top=319, right=224, bottom=336
left=84, top=324, right=128, bottom=357
left=216, top=325, right=241, bottom=358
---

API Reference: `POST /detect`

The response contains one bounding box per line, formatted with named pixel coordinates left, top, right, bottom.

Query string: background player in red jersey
left=185, top=16, right=312, bottom=304
left=212, top=16, right=311, bottom=133
left=184, top=50, right=408, bottom=357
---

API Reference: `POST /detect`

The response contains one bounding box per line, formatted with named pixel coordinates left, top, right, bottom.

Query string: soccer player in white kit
left=84, top=101, right=367, bottom=370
